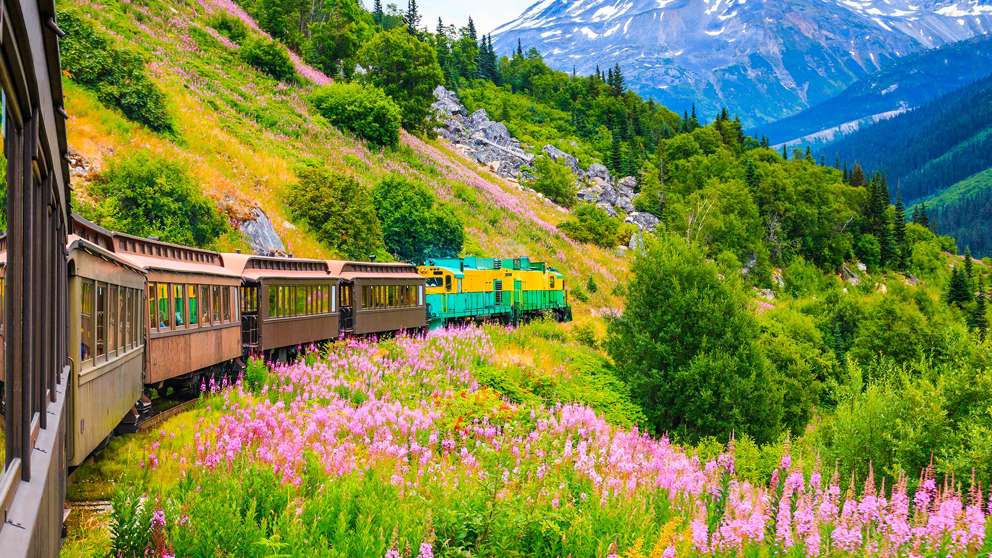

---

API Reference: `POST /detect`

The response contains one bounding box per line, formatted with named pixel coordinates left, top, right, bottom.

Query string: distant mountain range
left=492, top=0, right=992, bottom=127
left=751, top=34, right=992, bottom=145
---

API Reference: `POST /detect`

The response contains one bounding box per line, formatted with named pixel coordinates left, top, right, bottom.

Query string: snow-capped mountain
left=491, top=0, right=992, bottom=126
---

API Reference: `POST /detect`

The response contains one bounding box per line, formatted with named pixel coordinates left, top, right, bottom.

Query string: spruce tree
left=911, top=205, right=922, bottom=224
left=972, top=278, right=989, bottom=339
left=965, top=247, right=974, bottom=279
left=850, top=162, right=866, bottom=187
left=781, top=144, right=788, bottom=160
left=744, top=158, right=759, bottom=191
left=947, top=266, right=972, bottom=306
left=515, top=38, right=523, bottom=58
left=373, top=0, right=384, bottom=26
left=920, top=203, right=930, bottom=228
left=893, top=195, right=907, bottom=269
left=404, top=0, right=420, bottom=33
left=805, top=145, right=813, bottom=162
left=609, top=134, right=623, bottom=174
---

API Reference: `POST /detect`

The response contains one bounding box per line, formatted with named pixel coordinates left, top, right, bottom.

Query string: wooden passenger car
left=328, top=261, right=426, bottom=336
left=223, top=254, right=339, bottom=353
left=65, top=235, right=145, bottom=466
left=112, top=236, right=242, bottom=385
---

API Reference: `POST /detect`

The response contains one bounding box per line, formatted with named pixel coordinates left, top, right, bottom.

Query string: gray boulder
left=626, top=211, right=660, bottom=232
left=432, top=85, right=466, bottom=117
left=542, top=144, right=580, bottom=174
left=587, top=163, right=610, bottom=181
left=240, top=207, right=286, bottom=256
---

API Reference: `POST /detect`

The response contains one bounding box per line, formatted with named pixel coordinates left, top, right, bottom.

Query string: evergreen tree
left=971, top=277, right=989, bottom=339
left=373, top=0, right=384, bottom=26
left=515, top=38, right=523, bottom=58
left=911, top=204, right=922, bottom=224
left=965, top=247, right=974, bottom=279
left=609, top=134, right=623, bottom=174
left=404, top=0, right=420, bottom=33
left=947, top=266, right=973, bottom=306
left=850, top=162, right=866, bottom=187
left=893, top=195, right=907, bottom=269
left=760, top=136, right=769, bottom=149
left=781, top=144, right=788, bottom=160
left=919, top=202, right=930, bottom=228
left=805, top=146, right=813, bottom=162
left=744, top=158, right=759, bottom=191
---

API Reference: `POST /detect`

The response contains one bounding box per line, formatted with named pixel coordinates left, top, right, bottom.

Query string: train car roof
left=327, top=260, right=422, bottom=280
left=67, top=234, right=147, bottom=276
left=222, top=253, right=333, bottom=280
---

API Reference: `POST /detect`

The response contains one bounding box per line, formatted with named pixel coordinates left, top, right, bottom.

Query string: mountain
left=817, top=74, right=992, bottom=254
left=751, top=34, right=992, bottom=145
left=491, top=0, right=992, bottom=126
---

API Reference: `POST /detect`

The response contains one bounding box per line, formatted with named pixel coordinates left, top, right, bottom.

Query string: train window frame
left=124, top=289, right=132, bottom=350
left=444, top=275, right=452, bottom=292
left=199, top=285, right=211, bottom=325
left=81, top=279, right=95, bottom=364
left=134, top=289, right=142, bottom=344
left=117, top=287, right=126, bottom=353
left=187, top=285, right=198, bottom=327
left=212, top=285, right=222, bottom=323
left=96, top=282, right=107, bottom=359
left=109, top=284, right=118, bottom=356
left=223, top=286, right=231, bottom=323
left=331, top=285, right=337, bottom=313
left=148, top=283, right=157, bottom=332
left=173, top=284, right=186, bottom=329
left=156, top=283, right=170, bottom=330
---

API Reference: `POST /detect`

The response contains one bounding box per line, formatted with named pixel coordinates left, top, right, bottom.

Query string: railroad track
left=137, top=397, right=200, bottom=433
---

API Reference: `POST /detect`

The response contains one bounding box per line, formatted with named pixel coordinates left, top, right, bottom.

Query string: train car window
left=267, top=286, right=276, bottom=318
left=156, top=283, right=170, bottom=329
left=426, top=277, right=442, bottom=287
left=174, top=284, right=186, bottom=328
left=212, top=286, right=222, bottom=323
left=199, top=285, right=211, bottom=325
left=330, top=285, right=337, bottom=313
left=118, top=288, right=127, bottom=352
left=148, top=284, right=157, bottom=331
left=124, top=289, right=132, bottom=349
left=550, top=276, right=555, bottom=289
left=135, top=290, right=143, bottom=343
left=96, top=283, right=107, bottom=358
left=223, top=287, right=231, bottom=322
left=81, top=279, right=95, bottom=362
left=458, top=279, right=463, bottom=293
left=187, top=285, right=198, bottom=326
left=418, top=285, right=424, bottom=306
left=341, top=285, right=351, bottom=308
left=109, top=285, right=118, bottom=355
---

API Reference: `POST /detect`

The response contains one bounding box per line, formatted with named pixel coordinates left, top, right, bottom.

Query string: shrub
left=240, top=37, right=295, bottom=82
left=371, top=175, right=463, bottom=262
left=206, top=12, right=248, bottom=43
left=559, top=203, right=626, bottom=247
left=309, top=83, right=401, bottom=148
left=285, top=164, right=384, bottom=259
left=59, top=10, right=173, bottom=134
left=91, top=151, right=226, bottom=247
left=357, top=28, right=443, bottom=132
left=525, top=156, right=577, bottom=207
left=606, top=234, right=783, bottom=443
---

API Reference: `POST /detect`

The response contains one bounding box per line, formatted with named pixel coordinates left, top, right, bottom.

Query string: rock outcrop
left=432, top=86, right=660, bottom=233
left=239, top=207, right=287, bottom=256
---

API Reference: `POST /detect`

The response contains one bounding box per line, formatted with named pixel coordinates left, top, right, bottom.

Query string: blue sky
left=388, top=1, right=534, bottom=34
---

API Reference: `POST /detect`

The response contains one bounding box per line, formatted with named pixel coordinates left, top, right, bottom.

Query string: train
left=0, top=215, right=572, bottom=469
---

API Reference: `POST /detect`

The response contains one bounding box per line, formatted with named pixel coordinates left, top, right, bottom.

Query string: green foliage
left=371, top=175, right=463, bottom=262
left=109, top=483, right=153, bottom=558
left=309, top=82, right=402, bottom=148
left=59, top=10, right=173, bottom=134
left=240, top=37, right=295, bottom=82
left=606, top=234, right=783, bottom=443
left=558, top=203, right=629, bottom=248
left=525, top=156, right=577, bottom=207
left=91, top=151, right=226, bottom=247
left=285, top=164, right=384, bottom=260
left=206, top=12, right=248, bottom=43
left=302, top=0, right=373, bottom=78
left=358, top=28, right=444, bottom=132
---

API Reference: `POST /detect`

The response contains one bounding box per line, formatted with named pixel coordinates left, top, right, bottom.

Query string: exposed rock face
left=432, top=86, right=660, bottom=234
left=240, top=207, right=286, bottom=256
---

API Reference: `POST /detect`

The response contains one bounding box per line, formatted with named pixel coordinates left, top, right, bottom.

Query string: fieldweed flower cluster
left=146, top=327, right=990, bottom=557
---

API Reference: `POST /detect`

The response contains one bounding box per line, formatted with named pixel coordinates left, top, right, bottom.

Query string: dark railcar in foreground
left=223, top=254, right=339, bottom=354
left=0, top=0, right=72, bottom=555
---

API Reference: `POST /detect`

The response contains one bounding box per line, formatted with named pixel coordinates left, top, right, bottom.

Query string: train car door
left=339, top=282, right=354, bottom=333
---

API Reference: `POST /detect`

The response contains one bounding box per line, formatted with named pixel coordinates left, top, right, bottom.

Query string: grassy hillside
left=62, top=0, right=627, bottom=316
left=923, top=169, right=992, bottom=255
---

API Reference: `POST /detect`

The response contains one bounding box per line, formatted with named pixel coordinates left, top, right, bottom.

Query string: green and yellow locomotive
left=418, top=257, right=572, bottom=329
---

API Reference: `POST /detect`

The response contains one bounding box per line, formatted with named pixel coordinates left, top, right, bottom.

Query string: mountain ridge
left=492, top=0, right=992, bottom=126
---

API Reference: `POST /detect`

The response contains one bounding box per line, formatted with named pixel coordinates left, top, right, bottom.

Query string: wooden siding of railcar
left=67, top=248, right=145, bottom=467
left=351, top=278, right=427, bottom=336
left=258, top=280, right=340, bottom=351
left=144, top=271, right=241, bottom=384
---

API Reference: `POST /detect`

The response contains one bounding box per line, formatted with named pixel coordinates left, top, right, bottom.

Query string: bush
left=240, top=37, right=295, bottom=82
left=606, top=234, right=783, bottom=443
left=558, top=203, right=627, bottom=248
left=91, top=151, right=226, bottom=247
left=309, top=83, right=401, bottom=148
left=59, top=10, right=173, bottom=134
left=285, top=164, right=384, bottom=259
left=206, top=12, right=248, bottom=43
left=525, top=156, right=577, bottom=207
left=371, top=175, right=463, bottom=262
left=358, top=28, right=443, bottom=132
